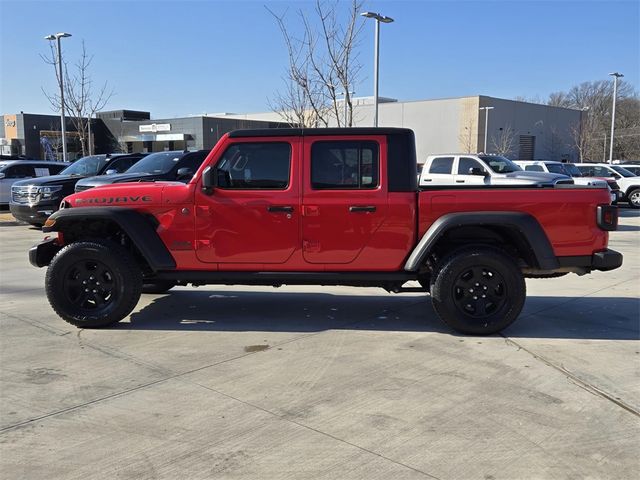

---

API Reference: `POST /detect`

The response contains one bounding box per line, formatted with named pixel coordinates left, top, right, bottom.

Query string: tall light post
left=45, top=32, right=72, bottom=161
left=360, top=11, right=394, bottom=127
left=479, top=106, right=494, bottom=153
left=608, top=72, right=623, bottom=164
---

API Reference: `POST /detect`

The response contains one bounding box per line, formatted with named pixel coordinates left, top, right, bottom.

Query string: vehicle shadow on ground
left=123, top=290, right=639, bottom=340
left=616, top=224, right=640, bottom=231
left=618, top=207, right=640, bottom=218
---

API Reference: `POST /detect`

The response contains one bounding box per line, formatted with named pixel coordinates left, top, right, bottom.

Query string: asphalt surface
left=0, top=209, right=638, bottom=479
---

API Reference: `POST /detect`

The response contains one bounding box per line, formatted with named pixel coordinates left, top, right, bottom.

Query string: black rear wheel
left=430, top=247, right=526, bottom=335
left=46, top=240, right=142, bottom=328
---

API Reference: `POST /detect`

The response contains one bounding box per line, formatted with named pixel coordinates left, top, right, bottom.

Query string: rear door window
left=428, top=157, right=454, bottom=174
left=310, top=141, right=379, bottom=189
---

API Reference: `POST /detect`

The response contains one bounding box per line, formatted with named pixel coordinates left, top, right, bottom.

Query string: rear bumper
left=592, top=249, right=624, bottom=271
left=558, top=249, right=623, bottom=272
left=29, top=237, right=61, bottom=268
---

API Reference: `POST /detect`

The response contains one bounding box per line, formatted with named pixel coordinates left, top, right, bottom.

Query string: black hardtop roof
left=228, top=127, right=414, bottom=138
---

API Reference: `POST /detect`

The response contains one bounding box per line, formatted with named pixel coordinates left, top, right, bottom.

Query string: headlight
left=39, top=185, right=63, bottom=199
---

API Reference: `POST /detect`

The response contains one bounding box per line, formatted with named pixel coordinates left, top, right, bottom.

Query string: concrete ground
left=0, top=209, right=638, bottom=480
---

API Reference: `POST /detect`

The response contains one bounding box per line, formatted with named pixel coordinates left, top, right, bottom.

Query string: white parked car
left=514, top=161, right=616, bottom=202
left=0, top=160, right=69, bottom=205
left=575, top=163, right=640, bottom=208
left=419, top=154, right=573, bottom=187
left=618, top=164, right=640, bottom=176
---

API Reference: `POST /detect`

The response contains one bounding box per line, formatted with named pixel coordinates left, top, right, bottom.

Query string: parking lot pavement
left=1, top=210, right=638, bottom=479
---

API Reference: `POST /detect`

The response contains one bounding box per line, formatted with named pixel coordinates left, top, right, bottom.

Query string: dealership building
left=2, top=95, right=582, bottom=162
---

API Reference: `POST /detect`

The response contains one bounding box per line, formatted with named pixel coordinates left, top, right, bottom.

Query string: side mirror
left=469, top=167, right=487, bottom=176
left=201, top=166, right=213, bottom=194
left=105, top=169, right=118, bottom=175
left=176, top=167, right=193, bottom=180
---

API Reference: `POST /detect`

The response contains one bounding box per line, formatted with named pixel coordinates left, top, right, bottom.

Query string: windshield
left=611, top=165, right=636, bottom=177
left=546, top=163, right=570, bottom=175
left=126, top=151, right=183, bottom=175
left=60, top=155, right=107, bottom=176
left=478, top=155, right=522, bottom=173
left=563, top=164, right=582, bottom=177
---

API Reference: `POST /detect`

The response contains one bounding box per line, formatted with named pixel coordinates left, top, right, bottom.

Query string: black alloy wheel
left=430, top=246, right=526, bottom=335
left=46, top=240, right=142, bottom=328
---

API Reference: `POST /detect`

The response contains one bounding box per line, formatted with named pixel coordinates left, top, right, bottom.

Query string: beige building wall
left=238, top=95, right=582, bottom=162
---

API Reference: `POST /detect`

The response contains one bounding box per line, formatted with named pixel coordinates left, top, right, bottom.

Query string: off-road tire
left=430, top=246, right=526, bottom=335
left=142, top=280, right=176, bottom=294
left=627, top=188, right=640, bottom=209
left=45, top=240, right=142, bottom=328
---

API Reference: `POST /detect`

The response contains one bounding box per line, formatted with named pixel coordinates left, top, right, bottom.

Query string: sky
left=0, top=0, right=638, bottom=119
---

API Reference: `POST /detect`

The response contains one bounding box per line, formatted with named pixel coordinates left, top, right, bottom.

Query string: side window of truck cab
left=310, top=141, right=379, bottom=189
left=216, top=142, right=291, bottom=189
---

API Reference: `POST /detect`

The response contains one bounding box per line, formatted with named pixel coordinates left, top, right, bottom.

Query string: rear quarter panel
left=418, top=187, right=611, bottom=256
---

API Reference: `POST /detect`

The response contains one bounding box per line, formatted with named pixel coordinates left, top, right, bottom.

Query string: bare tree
left=490, top=125, right=517, bottom=157
left=458, top=125, right=475, bottom=153
left=42, top=40, right=113, bottom=157
left=267, top=0, right=364, bottom=127
left=547, top=79, right=639, bottom=160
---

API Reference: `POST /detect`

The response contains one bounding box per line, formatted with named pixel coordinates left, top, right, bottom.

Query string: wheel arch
left=43, top=207, right=176, bottom=271
left=404, top=211, right=559, bottom=272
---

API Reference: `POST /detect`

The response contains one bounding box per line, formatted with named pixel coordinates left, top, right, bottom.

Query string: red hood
left=64, top=182, right=167, bottom=207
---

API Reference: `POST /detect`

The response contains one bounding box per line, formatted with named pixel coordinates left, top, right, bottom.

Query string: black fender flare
left=43, top=207, right=176, bottom=271
left=404, top=211, right=559, bottom=272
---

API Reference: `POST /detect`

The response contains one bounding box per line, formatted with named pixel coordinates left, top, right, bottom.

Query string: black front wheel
left=430, top=247, right=526, bottom=335
left=45, top=240, right=142, bottom=328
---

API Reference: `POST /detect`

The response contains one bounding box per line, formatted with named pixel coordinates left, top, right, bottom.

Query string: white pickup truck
left=419, top=154, right=572, bottom=187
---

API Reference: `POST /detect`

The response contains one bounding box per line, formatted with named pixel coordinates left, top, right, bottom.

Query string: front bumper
left=10, top=200, right=59, bottom=225
left=29, top=237, right=62, bottom=268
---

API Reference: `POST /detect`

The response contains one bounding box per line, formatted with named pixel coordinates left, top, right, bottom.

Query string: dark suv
left=10, top=153, right=146, bottom=226
left=74, top=150, right=209, bottom=192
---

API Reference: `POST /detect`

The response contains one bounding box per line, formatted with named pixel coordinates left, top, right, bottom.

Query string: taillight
left=597, top=205, right=618, bottom=231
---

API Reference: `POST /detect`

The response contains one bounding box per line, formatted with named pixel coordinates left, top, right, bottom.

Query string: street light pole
left=45, top=32, right=72, bottom=161
left=608, top=72, right=623, bottom=164
left=360, top=11, right=394, bottom=127
left=479, top=106, right=494, bottom=153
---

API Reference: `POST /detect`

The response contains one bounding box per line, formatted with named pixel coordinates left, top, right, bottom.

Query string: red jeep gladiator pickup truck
left=30, top=128, right=622, bottom=335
